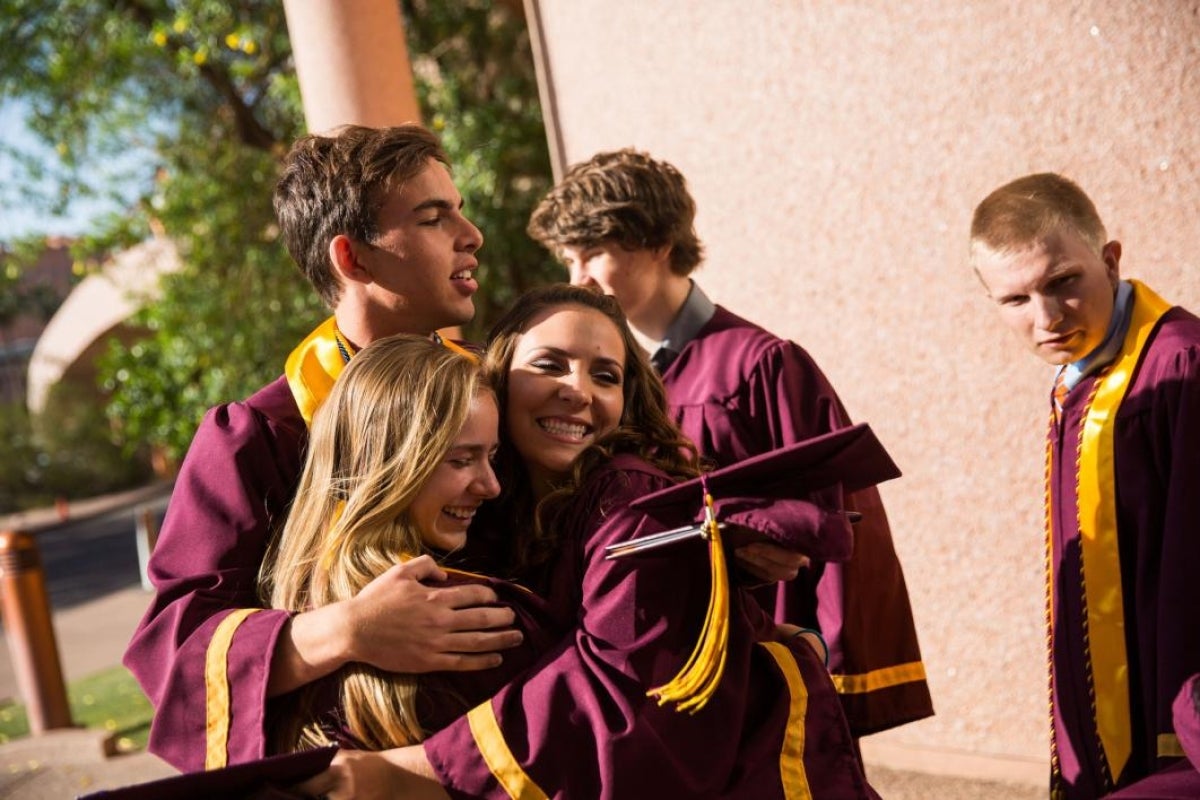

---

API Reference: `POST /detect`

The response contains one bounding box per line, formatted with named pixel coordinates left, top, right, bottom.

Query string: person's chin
left=428, top=533, right=467, bottom=554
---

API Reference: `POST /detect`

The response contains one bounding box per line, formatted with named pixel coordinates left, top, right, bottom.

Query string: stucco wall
left=528, top=0, right=1200, bottom=771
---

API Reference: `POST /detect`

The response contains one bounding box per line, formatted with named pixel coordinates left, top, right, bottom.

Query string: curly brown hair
left=527, top=149, right=704, bottom=276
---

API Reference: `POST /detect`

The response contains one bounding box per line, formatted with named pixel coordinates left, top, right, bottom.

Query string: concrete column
left=282, top=0, right=421, bottom=133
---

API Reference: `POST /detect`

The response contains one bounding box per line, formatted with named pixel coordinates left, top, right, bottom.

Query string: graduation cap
left=77, top=745, right=337, bottom=800
left=611, top=423, right=900, bottom=714
left=607, top=422, right=900, bottom=558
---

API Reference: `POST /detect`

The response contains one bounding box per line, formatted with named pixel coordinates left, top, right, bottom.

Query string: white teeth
left=539, top=419, right=588, bottom=439
left=451, top=270, right=472, bottom=280
left=443, top=506, right=476, bottom=520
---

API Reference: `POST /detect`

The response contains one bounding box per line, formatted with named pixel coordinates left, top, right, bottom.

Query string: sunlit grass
left=0, top=666, right=151, bottom=751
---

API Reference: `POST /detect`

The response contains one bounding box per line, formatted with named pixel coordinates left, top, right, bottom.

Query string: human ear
left=1102, top=240, right=1122, bottom=286
left=329, top=234, right=373, bottom=286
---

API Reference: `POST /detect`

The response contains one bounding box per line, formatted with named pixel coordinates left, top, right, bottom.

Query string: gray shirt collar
left=658, top=281, right=716, bottom=356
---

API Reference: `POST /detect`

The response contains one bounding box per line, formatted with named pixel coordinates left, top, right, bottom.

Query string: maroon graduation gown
left=660, top=304, right=932, bottom=735
left=1047, top=298, right=1200, bottom=798
left=423, top=455, right=878, bottom=799
left=300, top=571, right=564, bottom=750
left=123, top=375, right=307, bottom=772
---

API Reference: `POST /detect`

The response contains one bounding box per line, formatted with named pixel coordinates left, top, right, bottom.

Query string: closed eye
left=529, top=358, right=565, bottom=373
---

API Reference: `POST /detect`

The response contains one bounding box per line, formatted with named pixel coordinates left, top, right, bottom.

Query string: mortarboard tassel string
left=647, top=478, right=730, bottom=713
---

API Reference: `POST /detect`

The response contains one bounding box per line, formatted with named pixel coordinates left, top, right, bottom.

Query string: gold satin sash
left=284, top=319, right=481, bottom=427
left=284, top=316, right=350, bottom=427
left=1071, top=280, right=1171, bottom=781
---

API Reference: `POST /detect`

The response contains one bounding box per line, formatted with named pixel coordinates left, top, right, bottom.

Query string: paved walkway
left=0, top=487, right=1047, bottom=798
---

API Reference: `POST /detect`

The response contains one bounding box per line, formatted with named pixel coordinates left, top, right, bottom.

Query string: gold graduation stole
left=1059, top=280, right=1171, bottom=782
left=284, top=316, right=353, bottom=427
left=284, top=317, right=480, bottom=427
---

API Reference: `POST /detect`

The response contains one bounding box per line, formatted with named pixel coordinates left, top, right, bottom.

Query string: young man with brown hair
left=527, top=148, right=934, bottom=738
left=124, top=125, right=522, bottom=772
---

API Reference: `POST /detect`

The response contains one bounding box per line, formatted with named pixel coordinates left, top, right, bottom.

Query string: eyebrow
left=447, top=443, right=496, bottom=455
left=412, top=197, right=464, bottom=213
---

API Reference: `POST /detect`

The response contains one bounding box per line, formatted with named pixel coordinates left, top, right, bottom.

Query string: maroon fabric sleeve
left=666, top=308, right=932, bottom=736
left=123, top=377, right=305, bottom=771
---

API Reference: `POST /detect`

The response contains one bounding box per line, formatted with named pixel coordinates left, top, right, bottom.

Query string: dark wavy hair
left=485, top=284, right=699, bottom=573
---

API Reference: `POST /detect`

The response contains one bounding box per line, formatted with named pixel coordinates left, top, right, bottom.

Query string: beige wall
left=528, top=0, right=1200, bottom=775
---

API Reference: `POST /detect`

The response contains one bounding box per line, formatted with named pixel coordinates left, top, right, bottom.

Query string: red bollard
left=0, top=530, right=73, bottom=733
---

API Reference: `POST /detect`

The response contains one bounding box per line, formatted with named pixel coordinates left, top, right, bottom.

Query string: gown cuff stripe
left=830, top=660, right=928, bottom=695
left=467, top=700, right=549, bottom=800
left=204, top=607, right=261, bottom=769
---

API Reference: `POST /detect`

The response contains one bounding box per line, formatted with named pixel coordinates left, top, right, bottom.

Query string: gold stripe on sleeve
left=830, top=661, right=928, bottom=695
left=204, top=607, right=261, bottom=770
left=466, top=701, right=549, bottom=800
left=1158, top=733, right=1184, bottom=758
left=761, top=641, right=812, bottom=800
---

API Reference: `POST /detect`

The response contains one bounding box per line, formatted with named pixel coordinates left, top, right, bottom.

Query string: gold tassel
left=647, top=486, right=730, bottom=713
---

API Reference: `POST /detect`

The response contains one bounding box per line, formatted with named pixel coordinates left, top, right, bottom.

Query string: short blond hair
left=970, top=173, right=1107, bottom=259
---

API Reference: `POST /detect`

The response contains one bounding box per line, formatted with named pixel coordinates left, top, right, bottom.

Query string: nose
left=459, top=215, right=484, bottom=253
left=474, top=461, right=501, bottom=500
left=568, top=263, right=594, bottom=288
left=557, top=370, right=592, bottom=405
left=1032, top=293, right=1063, bottom=329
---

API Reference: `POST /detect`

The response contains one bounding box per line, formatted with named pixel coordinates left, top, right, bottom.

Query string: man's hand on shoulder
left=344, top=555, right=524, bottom=674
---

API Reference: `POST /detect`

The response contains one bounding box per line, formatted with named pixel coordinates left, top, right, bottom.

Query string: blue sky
left=0, top=100, right=142, bottom=243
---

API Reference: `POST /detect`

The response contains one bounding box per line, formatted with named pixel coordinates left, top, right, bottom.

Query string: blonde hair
left=969, top=172, right=1107, bottom=261
left=261, top=334, right=488, bottom=751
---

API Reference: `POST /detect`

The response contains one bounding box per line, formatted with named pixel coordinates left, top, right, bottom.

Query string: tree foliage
left=0, top=0, right=556, bottom=464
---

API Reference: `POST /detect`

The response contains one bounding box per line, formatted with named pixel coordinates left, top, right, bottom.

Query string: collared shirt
left=651, top=281, right=717, bottom=373
left=1055, top=279, right=1135, bottom=394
